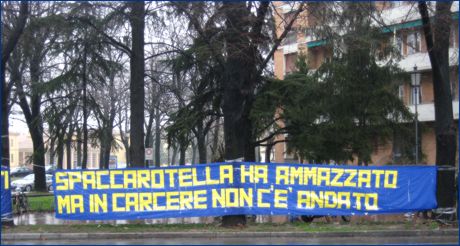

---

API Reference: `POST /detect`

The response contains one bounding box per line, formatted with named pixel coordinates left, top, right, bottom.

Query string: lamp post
left=411, top=65, right=421, bottom=164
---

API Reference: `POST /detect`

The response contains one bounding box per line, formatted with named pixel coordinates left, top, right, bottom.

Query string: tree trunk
left=1, top=2, right=28, bottom=173
left=171, top=145, right=178, bottom=166
left=179, top=144, right=187, bottom=166
left=265, top=141, right=273, bottom=163
left=191, top=141, right=197, bottom=165
left=16, top=58, right=46, bottom=191
left=65, top=135, right=72, bottom=170
left=419, top=2, right=456, bottom=214
left=221, top=2, right=259, bottom=227
left=56, top=134, right=64, bottom=170
left=82, top=42, right=88, bottom=170
left=154, top=108, right=161, bottom=167
left=211, top=118, right=221, bottom=163
left=128, top=2, right=145, bottom=167
left=77, top=128, right=82, bottom=168
left=49, top=137, right=55, bottom=165
left=196, top=122, right=207, bottom=164
left=30, top=130, right=46, bottom=191
left=99, top=127, right=113, bottom=169
left=1, top=101, right=10, bottom=169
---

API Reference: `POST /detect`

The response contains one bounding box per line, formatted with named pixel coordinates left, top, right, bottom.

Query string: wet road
left=14, top=213, right=216, bottom=225
left=14, top=212, right=414, bottom=225
left=2, top=236, right=458, bottom=245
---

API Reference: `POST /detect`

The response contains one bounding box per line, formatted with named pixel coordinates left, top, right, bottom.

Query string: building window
left=450, top=24, right=458, bottom=48
left=390, top=1, right=405, bottom=8
left=406, top=31, right=421, bottom=55
left=283, top=30, right=297, bottom=45
left=410, top=85, right=422, bottom=105
left=396, top=35, right=403, bottom=55
left=11, top=154, right=14, bottom=163
left=398, top=85, right=404, bottom=101
left=284, top=53, right=298, bottom=74
left=451, top=70, right=458, bottom=100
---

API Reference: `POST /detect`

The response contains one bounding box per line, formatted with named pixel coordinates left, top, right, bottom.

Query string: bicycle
left=12, top=189, right=29, bottom=215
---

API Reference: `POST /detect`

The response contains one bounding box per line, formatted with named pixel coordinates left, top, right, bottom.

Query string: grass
left=2, top=220, right=448, bottom=234
left=27, top=195, right=54, bottom=212
left=12, top=194, right=54, bottom=213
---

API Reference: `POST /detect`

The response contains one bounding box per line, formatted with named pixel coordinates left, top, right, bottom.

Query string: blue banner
left=53, top=162, right=437, bottom=220
left=1, top=166, right=13, bottom=223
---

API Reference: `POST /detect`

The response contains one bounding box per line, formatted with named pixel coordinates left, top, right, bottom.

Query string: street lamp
left=411, top=65, right=421, bottom=164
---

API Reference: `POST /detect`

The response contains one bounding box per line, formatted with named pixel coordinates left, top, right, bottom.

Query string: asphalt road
left=2, top=235, right=458, bottom=245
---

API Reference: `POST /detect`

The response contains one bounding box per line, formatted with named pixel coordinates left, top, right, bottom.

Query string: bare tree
left=418, top=1, right=456, bottom=219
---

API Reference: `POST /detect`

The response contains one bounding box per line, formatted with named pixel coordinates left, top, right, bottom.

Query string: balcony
left=378, top=2, right=458, bottom=27
left=397, top=48, right=458, bottom=72
left=407, top=101, right=459, bottom=122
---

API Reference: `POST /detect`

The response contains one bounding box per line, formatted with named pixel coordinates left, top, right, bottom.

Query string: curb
left=2, top=229, right=458, bottom=241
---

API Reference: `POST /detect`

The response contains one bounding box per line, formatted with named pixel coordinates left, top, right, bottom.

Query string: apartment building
left=271, top=1, right=459, bottom=165
left=8, top=132, right=128, bottom=169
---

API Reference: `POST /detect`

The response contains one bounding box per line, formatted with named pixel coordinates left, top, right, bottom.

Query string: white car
left=11, top=174, right=53, bottom=192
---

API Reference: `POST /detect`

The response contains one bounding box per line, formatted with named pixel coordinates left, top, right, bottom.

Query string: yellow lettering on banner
left=372, top=170, right=385, bottom=188
left=57, top=195, right=71, bottom=213
left=384, top=171, right=398, bottom=188
left=330, top=168, right=344, bottom=187
left=125, top=193, right=138, bottom=211
left=124, top=170, right=137, bottom=189
left=192, top=169, right=206, bottom=186
left=365, top=193, right=378, bottom=210
left=254, top=165, right=267, bottom=184
left=68, top=172, right=82, bottom=190
left=344, top=170, right=357, bottom=187
left=274, top=189, right=288, bottom=208
left=179, top=168, right=193, bottom=187
left=1, top=171, right=9, bottom=189
left=152, top=192, right=166, bottom=211
left=71, top=195, right=84, bottom=213
left=165, top=169, right=178, bottom=188
left=311, top=191, right=323, bottom=208
left=96, top=171, right=109, bottom=189
left=90, top=194, right=108, bottom=213
left=220, top=165, right=233, bottom=184
left=352, top=193, right=365, bottom=210
left=240, top=165, right=254, bottom=183
left=317, top=168, right=330, bottom=186
left=276, top=166, right=289, bottom=185
left=316, top=167, right=331, bottom=186
left=112, top=193, right=125, bottom=212
left=212, top=189, right=225, bottom=208
left=166, top=191, right=180, bottom=210
left=257, top=188, right=270, bottom=208
left=109, top=170, right=123, bottom=189
left=304, top=167, right=317, bottom=186
left=290, top=167, right=303, bottom=185
left=55, top=172, right=68, bottom=191
left=139, top=192, right=152, bottom=211
left=225, top=188, right=239, bottom=207
left=358, top=170, right=371, bottom=188
left=324, top=191, right=337, bottom=208
left=151, top=170, right=164, bottom=188
left=179, top=191, right=193, bottom=209
left=297, top=191, right=309, bottom=209
left=240, top=188, right=253, bottom=207
left=82, top=171, right=96, bottom=189
left=337, top=192, right=351, bottom=209
left=194, top=190, right=207, bottom=209
left=137, top=170, right=151, bottom=188
left=206, top=167, right=219, bottom=185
